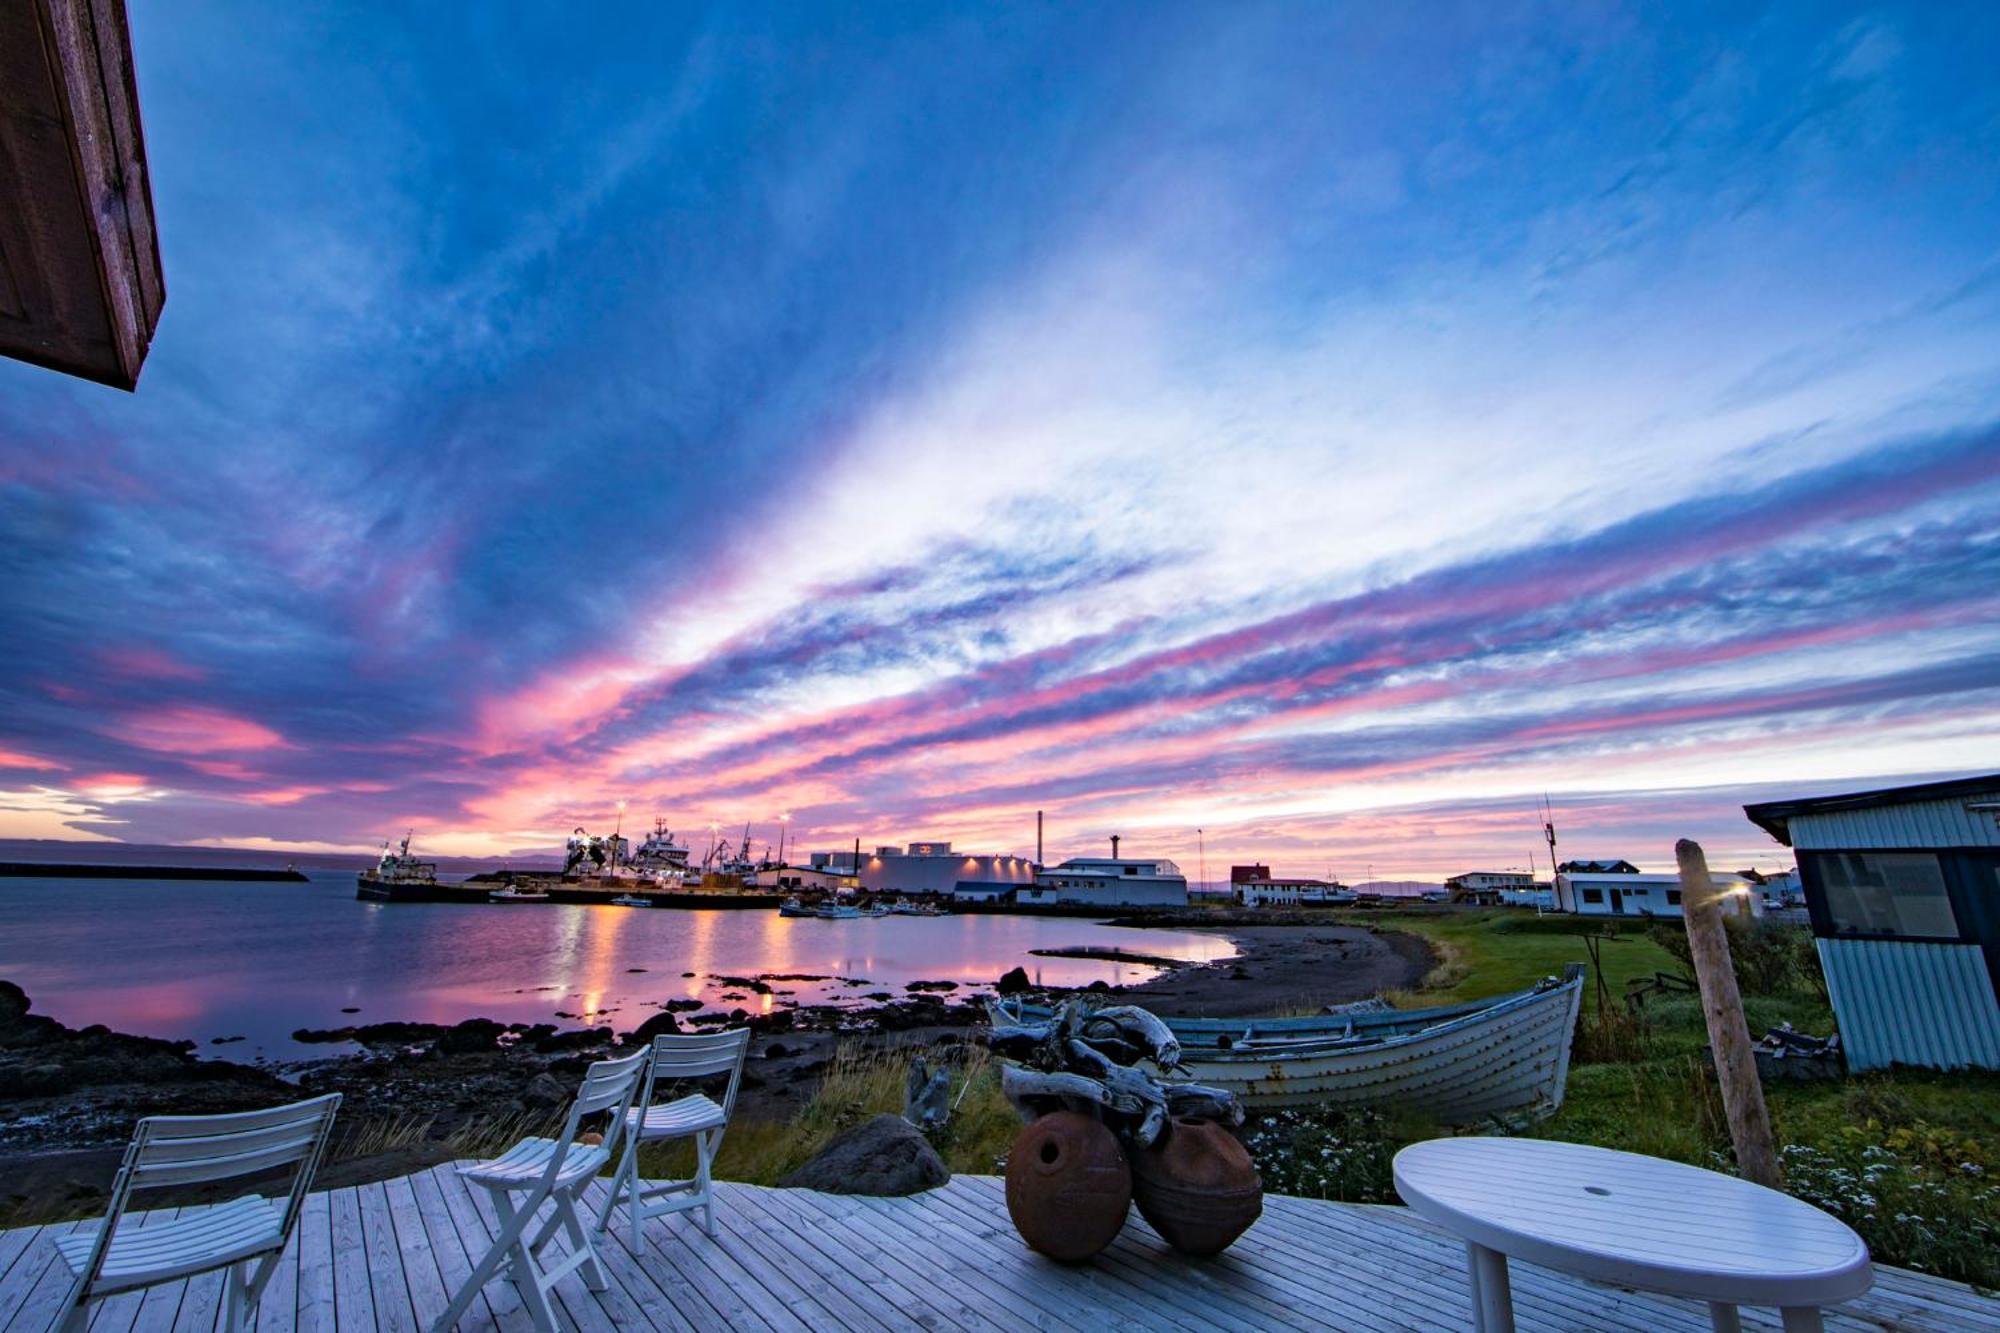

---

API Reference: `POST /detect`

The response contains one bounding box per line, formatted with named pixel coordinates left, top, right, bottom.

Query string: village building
left=1745, top=773, right=2000, bottom=1072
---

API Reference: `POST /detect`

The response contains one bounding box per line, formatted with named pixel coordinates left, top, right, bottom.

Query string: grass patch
left=647, top=1040, right=1019, bottom=1187
left=1262, top=909, right=2000, bottom=1288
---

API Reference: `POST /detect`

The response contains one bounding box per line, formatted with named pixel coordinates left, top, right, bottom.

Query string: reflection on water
left=0, top=872, right=1235, bottom=1060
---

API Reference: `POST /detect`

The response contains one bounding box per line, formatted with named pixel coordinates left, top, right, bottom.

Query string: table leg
left=1465, top=1243, right=1514, bottom=1333
left=1708, top=1303, right=1742, bottom=1333
left=1779, top=1309, right=1824, bottom=1333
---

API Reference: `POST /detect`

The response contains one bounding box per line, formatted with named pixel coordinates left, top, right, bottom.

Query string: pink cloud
left=120, top=707, right=288, bottom=756
left=95, top=645, right=209, bottom=683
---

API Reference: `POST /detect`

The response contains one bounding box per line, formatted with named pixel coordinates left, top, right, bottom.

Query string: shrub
left=1647, top=918, right=1825, bottom=999
left=1240, top=1107, right=1399, bottom=1203
left=1776, top=1120, right=1997, bottom=1287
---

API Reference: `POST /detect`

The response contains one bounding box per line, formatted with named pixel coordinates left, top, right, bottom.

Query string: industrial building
left=1746, top=773, right=2000, bottom=1072
left=812, top=842, right=1036, bottom=896
left=1037, top=853, right=1188, bottom=908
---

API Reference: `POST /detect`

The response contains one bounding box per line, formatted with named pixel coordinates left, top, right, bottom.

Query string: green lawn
left=1330, top=909, right=2000, bottom=1288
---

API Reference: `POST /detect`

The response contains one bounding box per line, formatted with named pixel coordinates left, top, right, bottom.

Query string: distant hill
left=1355, top=880, right=1445, bottom=897
left=0, top=838, right=558, bottom=875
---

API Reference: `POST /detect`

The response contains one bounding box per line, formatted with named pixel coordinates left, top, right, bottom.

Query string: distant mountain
left=0, top=838, right=557, bottom=875
left=1356, top=880, right=1445, bottom=897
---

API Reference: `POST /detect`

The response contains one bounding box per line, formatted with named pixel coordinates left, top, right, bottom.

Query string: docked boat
left=997, top=965, right=1584, bottom=1124
left=489, top=886, right=550, bottom=903
left=632, top=820, right=693, bottom=887
left=356, top=833, right=443, bottom=901
left=778, top=897, right=815, bottom=918
left=609, top=894, right=653, bottom=907
left=816, top=902, right=864, bottom=920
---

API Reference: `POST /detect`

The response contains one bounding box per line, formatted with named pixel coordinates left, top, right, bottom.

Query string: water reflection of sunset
left=0, top=874, right=1241, bottom=1061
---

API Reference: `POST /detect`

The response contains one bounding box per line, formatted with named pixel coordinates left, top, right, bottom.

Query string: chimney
left=1036, top=810, right=1044, bottom=866
left=1111, top=833, right=1121, bottom=859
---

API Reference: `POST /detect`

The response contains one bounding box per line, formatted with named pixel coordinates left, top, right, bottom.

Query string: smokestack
left=1111, top=833, right=1121, bottom=859
left=1036, top=810, right=1044, bottom=866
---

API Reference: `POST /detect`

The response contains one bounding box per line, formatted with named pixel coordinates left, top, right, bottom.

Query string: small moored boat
left=996, top=965, right=1584, bottom=1124
left=488, top=886, right=549, bottom=903
left=778, top=897, right=815, bottom=918
left=609, top=894, right=652, bottom=907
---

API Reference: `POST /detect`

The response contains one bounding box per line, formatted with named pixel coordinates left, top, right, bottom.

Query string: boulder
left=631, top=1012, right=681, bottom=1043
left=0, top=979, right=29, bottom=1025
left=777, top=1113, right=949, bottom=1196
left=523, top=1072, right=568, bottom=1109
left=995, top=966, right=1032, bottom=995
left=437, top=1018, right=505, bottom=1054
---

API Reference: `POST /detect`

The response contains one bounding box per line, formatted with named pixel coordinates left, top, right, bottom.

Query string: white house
left=1745, top=773, right=2000, bottom=1072
left=1554, top=867, right=1758, bottom=918
left=1235, top=875, right=1353, bottom=907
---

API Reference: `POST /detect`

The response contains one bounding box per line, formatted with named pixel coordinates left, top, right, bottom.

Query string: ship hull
left=355, top=875, right=488, bottom=904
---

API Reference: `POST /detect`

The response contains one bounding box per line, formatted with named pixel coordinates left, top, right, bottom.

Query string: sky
left=2, top=2, right=1998, bottom=881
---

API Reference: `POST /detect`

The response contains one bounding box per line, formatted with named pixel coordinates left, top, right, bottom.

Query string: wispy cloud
left=1, top=3, right=1997, bottom=872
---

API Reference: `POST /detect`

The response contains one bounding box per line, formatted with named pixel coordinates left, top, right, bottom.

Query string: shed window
left=1817, top=852, right=1958, bottom=939
left=1666, top=889, right=1682, bottom=906
left=1581, top=888, right=1604, bottom=905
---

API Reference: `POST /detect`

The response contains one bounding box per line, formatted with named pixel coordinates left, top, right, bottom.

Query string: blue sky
left=2, top=3, right=1997, bottom=876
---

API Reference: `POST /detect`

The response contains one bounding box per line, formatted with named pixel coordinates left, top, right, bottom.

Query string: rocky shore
left=0, top=922, right=1428, bottom=1224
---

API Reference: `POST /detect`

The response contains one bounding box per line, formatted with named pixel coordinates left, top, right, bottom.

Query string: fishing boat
left=356, top=833, right=442, bottom=901
left=997, top=965, right=1584, bottom=1124
left=778, top=897, right=815, bottom=918
left=609, top=894, right=652, bottom=907
left=815, top=902, right=864, bottom=920
left=489, top=886, right=550, bottom=903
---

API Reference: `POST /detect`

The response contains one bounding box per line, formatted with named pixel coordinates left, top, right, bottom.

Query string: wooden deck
left=1, top=1165, right=1994, bottom=1332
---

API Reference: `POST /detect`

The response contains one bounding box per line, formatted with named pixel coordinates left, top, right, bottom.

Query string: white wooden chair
left=596, top=1027, right=750, bottom=1249
left=53, top=1092, right=342, bottom=1333
left=433, top=1047, right=648, bottom=1333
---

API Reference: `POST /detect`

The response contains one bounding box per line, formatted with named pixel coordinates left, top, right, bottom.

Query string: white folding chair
left=53, top=1092, right=342, bottom=1333
left=433, top=1047, right=648, bottom=1333
left=596, top=1027, right=750, bottom=1248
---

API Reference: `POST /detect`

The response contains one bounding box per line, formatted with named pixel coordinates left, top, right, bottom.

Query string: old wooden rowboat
left=1000, top=965, right=1585, bottom=1123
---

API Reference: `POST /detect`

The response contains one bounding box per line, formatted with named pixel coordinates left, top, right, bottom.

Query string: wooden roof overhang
left=0, top=0, right=163, bottom=390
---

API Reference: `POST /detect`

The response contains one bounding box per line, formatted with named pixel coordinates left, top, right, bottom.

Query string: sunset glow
left=1, top=6, right=1996, bottom=879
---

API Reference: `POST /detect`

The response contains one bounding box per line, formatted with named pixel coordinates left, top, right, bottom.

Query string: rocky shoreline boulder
left=777, top=1113, right=949, bottom=1196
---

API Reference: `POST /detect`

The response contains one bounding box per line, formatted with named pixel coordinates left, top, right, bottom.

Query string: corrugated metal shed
left=1788, top=795, right=2000, bottom=851
left=1818, top=939, right=2000, bottom=1071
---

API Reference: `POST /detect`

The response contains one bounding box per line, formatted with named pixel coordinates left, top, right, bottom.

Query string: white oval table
left=1393, top=1138, right=1871, bottom=1333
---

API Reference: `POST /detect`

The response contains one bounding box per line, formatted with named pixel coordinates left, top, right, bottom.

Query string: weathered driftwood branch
left=1677, top=837, right=1782, bottom=1189
left=987, top=998, right=1242, bottom=1148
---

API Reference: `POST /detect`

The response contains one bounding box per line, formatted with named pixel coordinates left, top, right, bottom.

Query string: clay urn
left=1004, top=1111, right=1132, bottom=1262
left=1129, top=1117, right=1263, bottom=1256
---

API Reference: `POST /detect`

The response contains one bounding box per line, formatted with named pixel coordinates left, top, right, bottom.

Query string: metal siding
left=1790, top=795, right=2000, bottom=850
left=1817, top=938, right=2000, bottom=1071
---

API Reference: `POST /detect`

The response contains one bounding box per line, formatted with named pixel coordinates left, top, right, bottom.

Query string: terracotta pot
left=1004, top=1111, right=1131, bottom=1262
left=1129, top=1117, right=1263, bottom=1256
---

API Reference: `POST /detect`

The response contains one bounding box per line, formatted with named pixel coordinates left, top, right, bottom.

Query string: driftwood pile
left=985, top=999, right=1243, bottom=1145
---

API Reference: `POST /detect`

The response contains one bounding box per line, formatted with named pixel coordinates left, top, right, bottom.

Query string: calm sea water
left=0, top=872, right=1234, bottom=1060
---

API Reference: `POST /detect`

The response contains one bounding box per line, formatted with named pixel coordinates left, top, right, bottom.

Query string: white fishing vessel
left=609, top=894, right=653, bottom=908
left=356, top=832, right=441, bottom=901
left=632, top=820, right=692, bottom=887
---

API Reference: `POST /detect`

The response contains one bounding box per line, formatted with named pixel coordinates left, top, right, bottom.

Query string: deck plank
left=725, top=1186, right=938, bottom=1332
left=912, top=1182, right=1208, bottom=1333
left=3, top=1221, right=80, bottom=1333
left=4, top=1168, right=1997, bottom=1333
left=430, top=1167, right=534, bottom=1333
left=570, top=1181, right=713, bottom=1333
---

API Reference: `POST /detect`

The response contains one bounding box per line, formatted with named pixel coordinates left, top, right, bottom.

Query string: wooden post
left=1677, top=838, right=1781, bottom=1189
